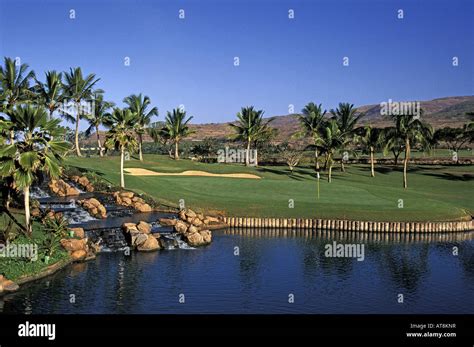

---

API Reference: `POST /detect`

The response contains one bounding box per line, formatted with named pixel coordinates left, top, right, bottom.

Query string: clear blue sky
left=0, top=0, right=473, bottom=129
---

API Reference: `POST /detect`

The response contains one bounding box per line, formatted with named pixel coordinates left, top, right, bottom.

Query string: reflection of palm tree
left=377, top=244, right=430, bottom=293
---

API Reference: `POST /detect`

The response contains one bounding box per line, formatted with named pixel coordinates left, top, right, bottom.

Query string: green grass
left=66, top=154, right=474, bottom=222
left=0, top=219, right=69, bottom=281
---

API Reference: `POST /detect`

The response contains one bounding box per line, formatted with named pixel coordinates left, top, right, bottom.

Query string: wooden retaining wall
left=221, top=217, right=474, bottom=233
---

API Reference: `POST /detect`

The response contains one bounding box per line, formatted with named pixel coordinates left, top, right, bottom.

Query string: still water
left=2, top=229, right=473, bottom=314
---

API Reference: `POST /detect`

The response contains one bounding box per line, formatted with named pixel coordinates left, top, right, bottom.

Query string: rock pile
left=159, top=209, right=219, bottom=247
left=113, top=191, right=153, bottom=213
left=122, top=221, right=160, bottom=251
left=48, top=179, right=80, bottom=196
left=70, top=175, right=95, bottom=192
left=0, top=275, right=19, bottom=295
left=60, top=227, right=94, bottom=262
left=77, top=198, right=107, bottom=219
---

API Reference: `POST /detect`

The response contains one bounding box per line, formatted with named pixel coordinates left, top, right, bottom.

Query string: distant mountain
left=84, top=96, right=474, bottom=145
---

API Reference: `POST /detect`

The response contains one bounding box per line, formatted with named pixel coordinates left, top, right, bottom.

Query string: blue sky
left=0, top=0, right=473, bottom=129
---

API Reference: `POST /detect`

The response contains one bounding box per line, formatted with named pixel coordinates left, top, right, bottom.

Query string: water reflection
left=1, top=229, right=473, bottom=314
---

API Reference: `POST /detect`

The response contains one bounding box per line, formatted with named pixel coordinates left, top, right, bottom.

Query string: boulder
left=192, top=218, right=203, bottom=227
left=137, top=235, right=160, bottom=251
left=137, top=221, right=152, bottom=234
left=31, top=208, right=41, bottom=218
left=174, top=220, right=188, bottom=234
left=0, top=278, right=19, bottom=292
left=120, top=191, right=134, bottom=199
left=70, top=227, right=85, bottom=239
left=122, top=197, right=132, bottom=206
left=71, top=250, right=87, bottom=261
left=122, top=223, right=138, bottom=233
left=78, top=176, right=90, bottom=187
left=60, top=238, right=88, bottom=252
left=185, top=232, right=204, bottom=247
left=186, top=209, right=197, bottom=219
left=187, top=225, right=199, bottom=234
left=133, top=233, right=149, bottom=247
left=205, top=216, right=220, bottom=224
left=197, top=213, right=205, bottom=221
left=178, top=210, right=186, bottom=220
left=85, top=184, right=95, bottom=192
left=88, top=198, right=101, bottom=207
left=135, top=203, right=152, bottom=213
left=199, top=230, right=212, bottom=244
left=159, top=218, right=177, bottom=226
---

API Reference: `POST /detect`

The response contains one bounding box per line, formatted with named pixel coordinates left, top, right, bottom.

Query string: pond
left=1, top=229, right=473, bottom=314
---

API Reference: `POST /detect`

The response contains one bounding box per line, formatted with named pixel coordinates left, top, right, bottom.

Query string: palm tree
left=297, top=102, right=326, bottom=172
left=63, top=67, right=100, bottom=157
left=0, top=105, right=70, bottom=234
left=85, top=92, right=114, bottom=157
left=34, top=71, right=64, bottom=120
left=382, top=126, right=404, bottom=166
left=161, top=108, right=194, bottom=160
left=330, top=103, right=363, bottom=172
left=357, top=126, right=383, bottom=177
left=390, top=112, right=433, bottom=188
left=229, top=106, right=274, bottom=166
left=104, top=108, right=138, bottom=188
left=123, top=93, right=158, bottom=161
left=316, top=120, right=346, bottom=182
left=0, top=57, right=36, bottom=143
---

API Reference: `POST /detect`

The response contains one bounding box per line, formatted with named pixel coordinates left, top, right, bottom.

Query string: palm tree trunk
left=246, top=140, right=250, bottom=166
left=120, top=147, right=125, bottom=188
left=24, top=185, right=31, bottom=235
left=393, top=150, right=399, bottom=167
left=174, top=141, right=180, bottom=160
left=75, top=104, right=82, bottom=157
left=139, top=134, right=144, bottom=161
left=96, top=125, right=103, bottom=157
left=315, top=148, right=319, bottom=172
left=9, top=130, right=15, bottom=144
left=328, top=162, right=333, bottom=183
left=370, top=147, right=375, bottom=177
left=403, top=139, right=410, bottom=189
left=341, top=160, right=345, bottom=172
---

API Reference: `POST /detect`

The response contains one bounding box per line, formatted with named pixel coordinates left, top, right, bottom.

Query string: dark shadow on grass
left=420, top=172, right=474, bottom=182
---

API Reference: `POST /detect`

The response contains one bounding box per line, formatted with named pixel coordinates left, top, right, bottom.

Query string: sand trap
left=125, top=168, right=261, bottom=179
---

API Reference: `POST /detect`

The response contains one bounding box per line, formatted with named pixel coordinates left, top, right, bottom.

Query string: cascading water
left=30, top=187, right=50, bottom=199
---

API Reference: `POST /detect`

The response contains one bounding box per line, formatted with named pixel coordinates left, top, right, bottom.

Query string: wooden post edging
left=220, top=217, right=474, bottom=233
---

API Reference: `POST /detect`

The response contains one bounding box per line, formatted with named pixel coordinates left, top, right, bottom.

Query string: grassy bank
left=0, top=217, right=69, bottom=281
left=66, top=154, right=473, bottom=222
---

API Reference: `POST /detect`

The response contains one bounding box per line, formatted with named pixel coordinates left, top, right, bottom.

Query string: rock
left=1, top=279, right=19, bottom=292
left=71, top=175, right=80, bottom=182
left=186, top=209, right=197, bottom=219
left=78, top=176, right=90, bottom=187
left=31, top=208, right=41, bottom=218
left=70, top=227, right=85, bottom=239
left=174, top=220, right=188, bottom=234
left=135, top=203, right=152, bottom=212
left=85, top=184, right=94, bottom=192
left=185, top=232, right=204, bottom=247
left=199, top=230, right=212, bottom=244
left=71, top=250, right=87, bottom=261
left=122, top=223, right=138, bottom=233
left=137, top=221, right=152, bottom=234
left=97, top=205, right=107, bottom=218
left=192, top=218, right=203, bottom=227
left=88, top=198, right=101, bottom=207
left=178, top=210, right=186, bottom=220
left=197, top=213, right=205, bottom=221
left=122, top=197, right=132, bottom=206
left=187, top=225, right=199, bottom=234
left=137, top=235, right=160, bottom=251
left=186, top=216, right=194, bottom=224
left=205, top=216, right=220, bottom=224
left=60, top=238, right=88, bottom=252
left=49, top=179, right=79, bottom=196
left=159, top=218, right=177, bottom=226
left=120, top=191, right=134, bottom=199
left=152, top=233, right=161, bottom=239
left=133, top=233, right=149, bottom=247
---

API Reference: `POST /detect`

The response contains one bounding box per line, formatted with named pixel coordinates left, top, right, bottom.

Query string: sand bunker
left=125, top=168, right=261, bottom=179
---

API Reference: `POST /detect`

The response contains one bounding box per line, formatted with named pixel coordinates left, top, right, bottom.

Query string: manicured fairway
left=66, top=155, right=474, bottom=222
